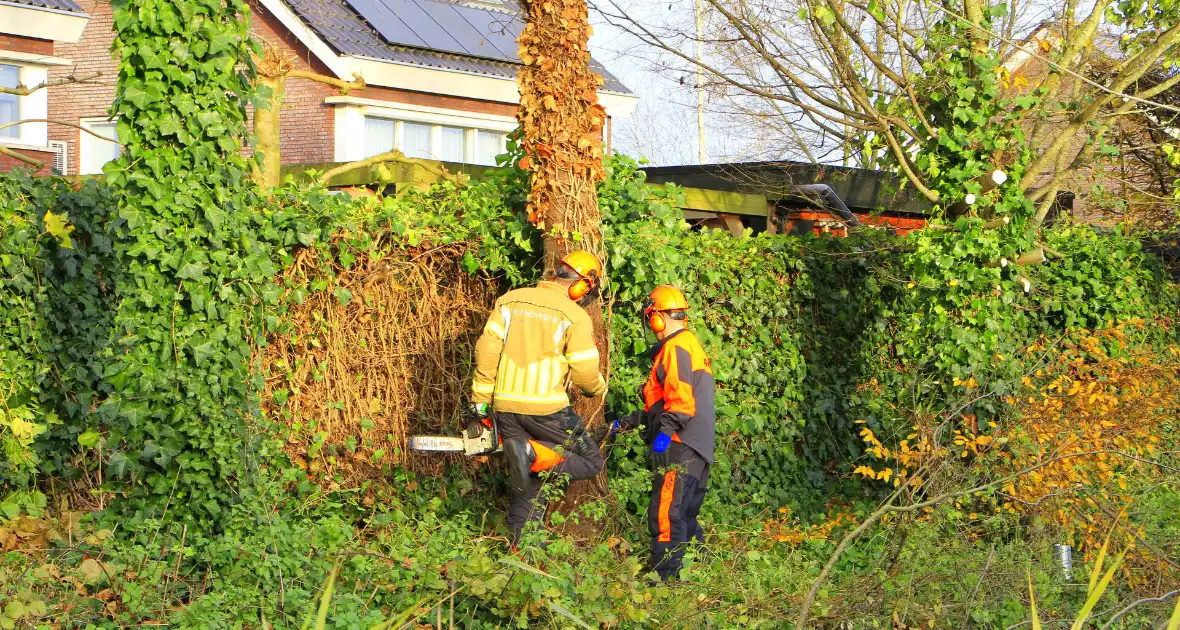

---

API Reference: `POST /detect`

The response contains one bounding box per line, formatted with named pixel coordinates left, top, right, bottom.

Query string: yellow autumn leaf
left=853, top=465, right=876, bottom=478
left=43, top=211, right=75, bottom=249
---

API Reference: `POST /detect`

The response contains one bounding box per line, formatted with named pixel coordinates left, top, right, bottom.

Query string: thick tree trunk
left=254, top=73, right=283, bottom=189
left=517, top=0, right=610, bottom=514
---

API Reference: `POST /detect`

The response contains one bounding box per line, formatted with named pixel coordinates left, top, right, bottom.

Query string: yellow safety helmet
left=561, top=250, right=602, bottom=301
left=643, top=285, right=689, bottom=333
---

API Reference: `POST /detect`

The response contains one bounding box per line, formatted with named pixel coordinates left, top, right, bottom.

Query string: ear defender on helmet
left=649, top=311, right=667, bottom=333
left=568, top=270, right=597, bottom=302
left=642, top=297, right=667, bottom=332
left=559, top=251, right=603, bottom=304
left=643, top=285, right=690, bottom=332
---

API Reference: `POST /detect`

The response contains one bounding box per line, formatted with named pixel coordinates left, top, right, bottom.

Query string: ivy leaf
left=176, top=259, right=207, bottom=280
left=77, top=430, right=101, bottom=448
left=123, top=83, right=148, bottom=108
left=190, top=338, right=216, bottom=365
left=106, top=452, right=129, bottom=479
left=43, top=211, right=75, bottom=249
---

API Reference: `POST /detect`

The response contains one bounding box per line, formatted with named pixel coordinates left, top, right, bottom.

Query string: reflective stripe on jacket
left=642, top=329, right=716, bottom=464
left=472, top=281, right=606, bottom=415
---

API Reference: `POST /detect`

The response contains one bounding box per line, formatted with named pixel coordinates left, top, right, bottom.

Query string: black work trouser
left=648, top=442, right=710, bottom=580
left=495, top=408, right=604, bottom=542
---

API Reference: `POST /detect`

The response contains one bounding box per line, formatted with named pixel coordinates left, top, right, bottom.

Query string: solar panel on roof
left=346, top=0, right=524, bottom=64
left=349, top=0, right=431, bottom=49
left=444, top=0, right=522, bottom=60
left=395, top=0, right=471, bottom=55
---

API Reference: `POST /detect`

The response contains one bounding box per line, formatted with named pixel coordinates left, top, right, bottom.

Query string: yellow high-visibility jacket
left=472, top=281, right=606, bottom=415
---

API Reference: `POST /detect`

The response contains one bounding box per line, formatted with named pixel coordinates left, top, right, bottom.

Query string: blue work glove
left=652, top=432, right=672, bottom=453
left=649, top=432, right=673, bottom=470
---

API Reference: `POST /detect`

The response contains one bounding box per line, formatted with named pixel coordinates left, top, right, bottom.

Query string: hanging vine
left=101, top=0, right=273, bottom=530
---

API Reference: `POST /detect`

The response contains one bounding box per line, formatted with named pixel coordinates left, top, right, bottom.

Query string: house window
left=80, top=119, right=121, bottom=175
left=439, top=126, right=465, bottom=162
left=476, top=130, right=506, bottom=166
left=362, top=115, right=508, bottom=165
left=0, top=64, right=20, bottom=139
left=401, top=121, right=432, bottom=159
left=363, top=117, right=395, bottom=158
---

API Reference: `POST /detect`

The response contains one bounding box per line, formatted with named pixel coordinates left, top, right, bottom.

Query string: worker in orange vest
left=470, top=251, right=609, bottom=545
left=611, top=285, right=715, bottom=580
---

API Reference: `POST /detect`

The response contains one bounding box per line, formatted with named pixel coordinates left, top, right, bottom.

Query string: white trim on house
left=325, top=95, right=517, bottom=128
left=341, top=56, right=522, bottom=105
left=0, top=63, right=49, bottom=149
left=0, top=2, right=90, bottom=43
left=341, top=56, right=639, bottom=117
left=0, top=50, right=73, bottom=67
left=331, top=99, right=515, bottom=163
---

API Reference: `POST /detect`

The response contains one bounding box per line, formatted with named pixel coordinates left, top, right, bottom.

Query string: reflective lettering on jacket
left=642, top=329, right=716, bottom=464
left=471, top=281, right=606, bottom=415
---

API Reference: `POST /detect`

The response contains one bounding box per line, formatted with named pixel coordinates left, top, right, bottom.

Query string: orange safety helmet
left=561, top=250, right=603, bottom=301
left=643, top=285, right=689, bottom=333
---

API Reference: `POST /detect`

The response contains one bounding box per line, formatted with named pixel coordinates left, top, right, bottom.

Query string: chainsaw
left=409, top=412, right=502, bottom=456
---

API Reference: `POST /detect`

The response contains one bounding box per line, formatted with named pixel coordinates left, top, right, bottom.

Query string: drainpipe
left=788, top=184, right=861, bottom=226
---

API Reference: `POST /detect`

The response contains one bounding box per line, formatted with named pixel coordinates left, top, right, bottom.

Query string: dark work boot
left=503, top=439, right=536, bottom=494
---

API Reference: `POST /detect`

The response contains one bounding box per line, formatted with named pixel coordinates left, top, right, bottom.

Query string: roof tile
left=5, top=0, right=86, bottom=13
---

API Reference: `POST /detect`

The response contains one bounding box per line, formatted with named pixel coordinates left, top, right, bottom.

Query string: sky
left=588, top=2, right=713, bottom=166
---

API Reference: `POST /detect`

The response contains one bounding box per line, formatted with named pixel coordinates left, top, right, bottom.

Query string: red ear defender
left=568, top=278, right=590, bottom=301
left=648, top=311, right=667, bottom=333
left=642, top=298, right=666, bottom=332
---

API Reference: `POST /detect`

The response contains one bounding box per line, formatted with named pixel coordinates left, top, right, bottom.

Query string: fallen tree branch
left=318, top=150, right=466, bottom=186
left=1097, top=590, right=1180, bottom=629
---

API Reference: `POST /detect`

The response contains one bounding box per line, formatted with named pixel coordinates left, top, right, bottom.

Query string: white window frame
left=0, top=63, right=49, bottom=151
left=330, top=97, right=515, bottom=164
left=79, top=117, right=121, bottom=175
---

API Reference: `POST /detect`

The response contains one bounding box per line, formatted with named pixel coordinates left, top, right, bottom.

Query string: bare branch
left=0, top=145, right=45, bottom=170
left=287, top=70, right=366, bottom=94
left=0, top=118, right=120, bottom=143
left=0, top=72, right=105, bottom=96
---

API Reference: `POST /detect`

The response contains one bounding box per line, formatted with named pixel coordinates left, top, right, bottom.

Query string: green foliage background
left=0, top=1, right=1178, bottom=625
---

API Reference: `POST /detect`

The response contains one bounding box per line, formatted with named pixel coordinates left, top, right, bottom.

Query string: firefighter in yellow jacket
left=470, top=250, right=608, bottom=544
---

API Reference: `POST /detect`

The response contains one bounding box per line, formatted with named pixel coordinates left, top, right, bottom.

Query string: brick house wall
left=45, top=0, right=119, bottom=175
left=47, top=0, right=518, bottom=172
left=0, top=34, right=54, bottom=56
left=0, top=149, right=55, bottom=176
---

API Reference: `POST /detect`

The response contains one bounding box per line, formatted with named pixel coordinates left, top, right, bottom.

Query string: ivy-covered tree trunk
left=104, top=0, right=273, bottom=529
left=517, top=0, right=611, bottom=502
